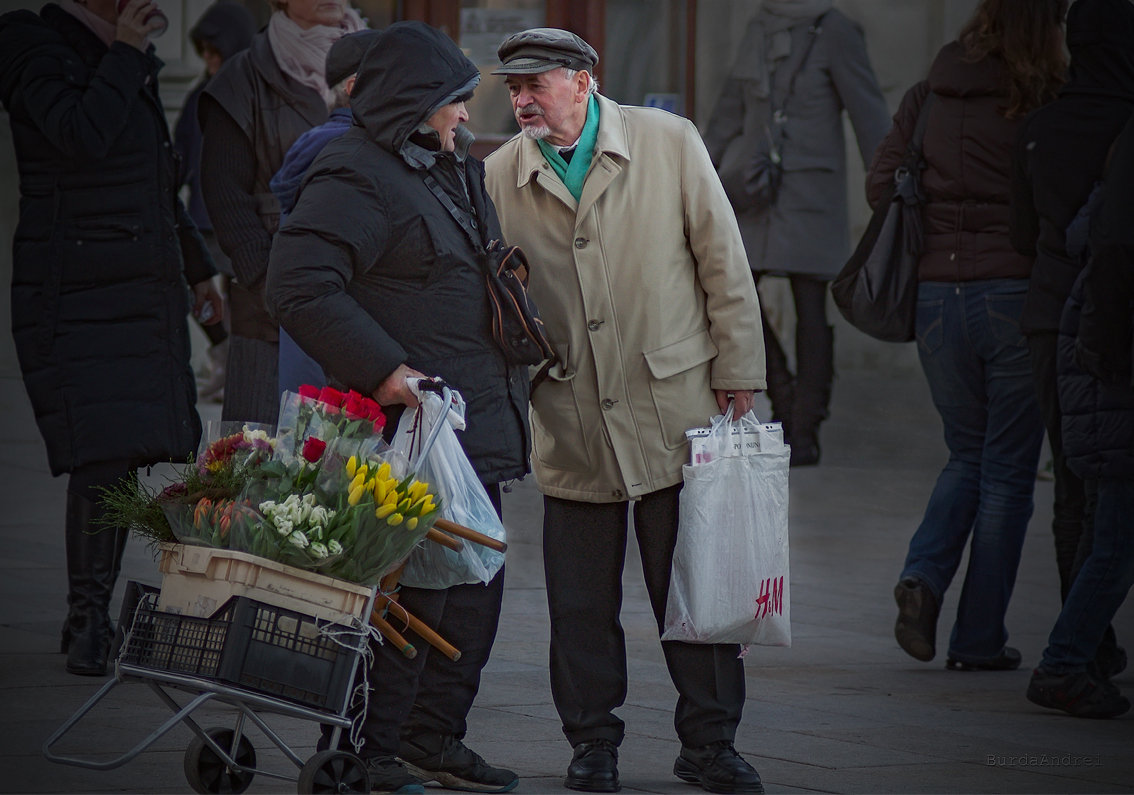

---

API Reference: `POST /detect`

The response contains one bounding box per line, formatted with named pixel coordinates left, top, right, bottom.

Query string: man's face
left=425, top=101, right=469, bottom=153
left=505, top=69, right=589, bottom=146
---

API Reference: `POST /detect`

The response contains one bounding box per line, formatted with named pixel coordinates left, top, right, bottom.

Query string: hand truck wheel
left=298, top=749, right=371, bottom=794
left=183, top=727, right=256, bottom=794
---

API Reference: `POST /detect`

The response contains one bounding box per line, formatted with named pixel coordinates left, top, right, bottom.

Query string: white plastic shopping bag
left=392, top=382, right=506, bottom=589
left=661, top=405, right=791, bottom=646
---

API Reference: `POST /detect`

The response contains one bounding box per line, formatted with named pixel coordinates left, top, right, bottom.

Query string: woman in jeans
left=867, top=0, right=1067, bottom=671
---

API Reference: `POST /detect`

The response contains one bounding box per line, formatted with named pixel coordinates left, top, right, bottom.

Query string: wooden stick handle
left=380, top=561, right=407, bottom=593
left=370, top=612, right=417, bottom=659
left=425, top=527, right=463, bottom=551
left=434, top=518, right=508, bottom=553
left=375, top=593, right=462, bottom=662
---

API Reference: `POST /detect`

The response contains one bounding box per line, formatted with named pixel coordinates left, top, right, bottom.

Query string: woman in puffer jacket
left=867, top=0, right=1066, bottom=672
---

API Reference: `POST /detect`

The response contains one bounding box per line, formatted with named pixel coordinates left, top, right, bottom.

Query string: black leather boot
left=790, top=324, right=834, bottom=467
left=64, top=491, right=128, bottom=676
left=760, top=313, right=795, bottom=435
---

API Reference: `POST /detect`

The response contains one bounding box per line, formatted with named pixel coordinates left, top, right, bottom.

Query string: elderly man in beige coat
left=484, top=28, right=767, bottom=795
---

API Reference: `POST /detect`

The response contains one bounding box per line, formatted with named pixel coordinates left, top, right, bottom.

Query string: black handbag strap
left=767, top=12, right=829, bottom=156
left=422, top=170, right=487, bottom=251
left=906, top=92, right=935, bottom=165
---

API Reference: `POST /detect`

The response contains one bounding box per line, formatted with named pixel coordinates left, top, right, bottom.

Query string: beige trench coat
left=484, top=94, right=766, bottom=503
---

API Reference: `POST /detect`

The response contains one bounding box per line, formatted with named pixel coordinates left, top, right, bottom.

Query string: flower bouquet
left=99, top=387, right=442, bottom=586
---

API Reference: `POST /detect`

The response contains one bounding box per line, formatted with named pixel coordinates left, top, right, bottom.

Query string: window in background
left=603, top=0, right=687, bottom=115
left=459, top=0, right=546, bottom=141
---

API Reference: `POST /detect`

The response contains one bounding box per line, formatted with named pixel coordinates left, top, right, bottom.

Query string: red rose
left=302, top=436, right=327, bottom=463
left=298, top=384, right=320, bottom=399
left=318, top=386, right=345, bottom=406
left=343, top=392, right=365, bottom=420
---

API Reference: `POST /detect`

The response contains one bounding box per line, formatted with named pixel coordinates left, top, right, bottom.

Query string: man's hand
left=115, top=0, right=165, bottom=51
left=373, top=363, right=427, bottom=408
left=715, top=389, right=757, bottom=418
left=191, top=278, right=223, bottom=325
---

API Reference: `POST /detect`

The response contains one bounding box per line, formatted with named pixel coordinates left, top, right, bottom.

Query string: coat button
left=587, top=319, right=603, bottom=331
left=574, top=237, right=588, bottom=249
left=601, top=398, right=617, bottom=410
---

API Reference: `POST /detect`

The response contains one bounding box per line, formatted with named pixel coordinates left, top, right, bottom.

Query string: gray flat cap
left=492, top=27, right=598, bottom=75
left=325, top=29, right=381, bottom=88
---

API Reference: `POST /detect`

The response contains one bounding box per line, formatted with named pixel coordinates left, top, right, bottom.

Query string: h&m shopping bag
left=662, top=406, right=791, bottom=646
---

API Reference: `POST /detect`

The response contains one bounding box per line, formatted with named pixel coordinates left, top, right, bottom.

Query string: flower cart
left=42, top=382, right=506, bottom=794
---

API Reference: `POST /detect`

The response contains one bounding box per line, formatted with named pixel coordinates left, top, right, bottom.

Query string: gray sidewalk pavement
left=1, top=359, right=1132, bottom=795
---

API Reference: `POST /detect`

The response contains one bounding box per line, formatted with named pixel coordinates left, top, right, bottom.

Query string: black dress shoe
left=946, top=646, right=1021, bottom=671
left=565, top=739, right=619, bottom=793
left=673, top=742, right=763, bottom=794
left=893, top=577, right=939, bottom=662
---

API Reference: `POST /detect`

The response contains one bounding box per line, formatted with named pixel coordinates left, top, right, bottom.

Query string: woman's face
left=281, top=0, right=346, bottom=29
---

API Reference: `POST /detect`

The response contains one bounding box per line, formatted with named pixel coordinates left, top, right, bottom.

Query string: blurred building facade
left=0, top=0, right=981, bottom=380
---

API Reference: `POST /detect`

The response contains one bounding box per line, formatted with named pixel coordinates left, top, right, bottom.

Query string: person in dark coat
left=0, top=0, right=221, bottom=677
left=867, top=0, right=1066, bottom=672
left=702, top=0, right=890, bottom=466
left=198, top=0, right=365, bottom=425
left=270, top=28, right=380, bottom=399
left=1009, top=0, right=1134, bottom=684
left=267, top=21, right=529, bottom=795
left=1027, top=114, right=1134, bottom=719
left=174, top=0, right=257, bottom=402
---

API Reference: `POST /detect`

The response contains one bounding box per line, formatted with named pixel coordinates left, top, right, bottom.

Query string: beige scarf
left=267, top=7, right=366, bottom=106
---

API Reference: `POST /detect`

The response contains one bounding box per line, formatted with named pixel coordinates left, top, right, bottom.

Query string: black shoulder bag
left=421, top=171, right=555, bottom=368
left=719, top=12, right=828, bottom=213
left=831, top=93, right=935, bottom=343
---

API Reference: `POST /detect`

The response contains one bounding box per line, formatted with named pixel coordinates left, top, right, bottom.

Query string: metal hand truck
left=44, top=586, right=379, bottom=794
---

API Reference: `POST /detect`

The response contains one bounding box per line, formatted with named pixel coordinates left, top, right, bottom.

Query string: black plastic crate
left=120, top=596, right=365, bottom=711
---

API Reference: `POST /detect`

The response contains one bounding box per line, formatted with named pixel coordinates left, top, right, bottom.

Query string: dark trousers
left=1027, top=333, right=1090, bottom=597
left=359, top=484, right=505, bottom=757
left=758, top=274, right=834, bottom=438
left=543, top=484, right=745, bottom=749
left=1027, top=333, right=1118, bottom=661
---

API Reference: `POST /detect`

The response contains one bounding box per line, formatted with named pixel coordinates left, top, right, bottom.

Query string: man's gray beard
left=521, top=125, right=551, bottom=140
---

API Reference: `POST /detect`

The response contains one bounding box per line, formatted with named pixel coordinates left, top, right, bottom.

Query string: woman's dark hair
left=958, top=0, right=1068, bottom=118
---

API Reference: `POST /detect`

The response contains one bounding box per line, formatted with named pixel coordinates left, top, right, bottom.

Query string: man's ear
left=574, top=70, right=592, bottom=103
left=345, top=74, right=358, bottom=96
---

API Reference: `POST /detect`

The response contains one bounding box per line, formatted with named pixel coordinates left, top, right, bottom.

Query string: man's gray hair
left=562, top=67, right=600, bottom=95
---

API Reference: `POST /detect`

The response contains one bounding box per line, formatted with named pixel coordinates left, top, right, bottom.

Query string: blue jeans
left=902, top=280, right=1044, bottom=663
left=1042, top=478, right=1134, bottom=673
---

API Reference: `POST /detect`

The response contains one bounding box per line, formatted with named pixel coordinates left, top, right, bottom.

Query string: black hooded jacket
left=266, top=21, right=530, bottom=484
left=0, top=6, right=214, bottom=475
left=1010, top=0, right=1134, bottom=334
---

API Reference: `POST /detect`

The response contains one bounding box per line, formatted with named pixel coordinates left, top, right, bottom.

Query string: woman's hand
left=191, top=278, right=223, bottom=325
left=115, top=0, right=166, bottom=51
left=373, top=364, right=427, bottom=408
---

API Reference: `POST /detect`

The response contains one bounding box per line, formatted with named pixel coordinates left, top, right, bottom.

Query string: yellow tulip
left=345, top=456, right=358, bottom=478
left=383, top=490, right=399, bottom=506
left=348, top=484, right=365, bottom=506
left=375, top=503, right=397, bottom=519
left=397, top=497, right=412, bottom=513
left=388, top=512, right=404, bottom=526
left=406, top=516, right=418, bottom=531
left=376, top=461, right=391, bottom=481
left=356, top=464, right=369, bottom=480
left=374, top=478, right=388, bottom=503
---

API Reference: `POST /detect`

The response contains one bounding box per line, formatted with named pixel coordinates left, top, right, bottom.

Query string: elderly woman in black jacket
left=0, top=0, right=221, bottom=676
left=198, top=0, right=364, bottom=426
left=267, top=21, right=529, bottom=794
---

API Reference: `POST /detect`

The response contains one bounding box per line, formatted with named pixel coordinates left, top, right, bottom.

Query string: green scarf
left=537, top=95, right=600, bottom=201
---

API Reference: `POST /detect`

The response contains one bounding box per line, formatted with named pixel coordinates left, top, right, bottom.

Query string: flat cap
left=492, top=27, right=598, bottom=75
left=325, top=29, right=381, bottom=89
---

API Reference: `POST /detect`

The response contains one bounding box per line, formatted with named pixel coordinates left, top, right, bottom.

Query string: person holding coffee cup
left=0, top=0, right=221, bottom=677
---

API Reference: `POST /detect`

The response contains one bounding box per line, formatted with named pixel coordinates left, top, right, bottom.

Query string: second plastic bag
left=662, top=405, right=791, bottom=646
left=392, top=385, right=506, bottom=589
